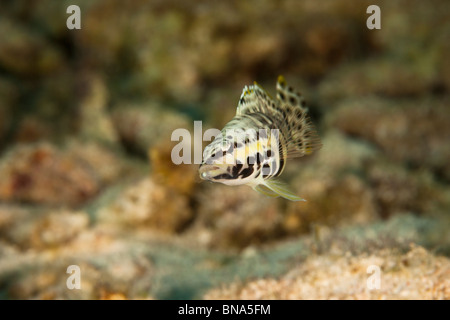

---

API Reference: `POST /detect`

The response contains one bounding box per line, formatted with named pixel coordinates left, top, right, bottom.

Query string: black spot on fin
left=276, top=76, right=322, bottom=159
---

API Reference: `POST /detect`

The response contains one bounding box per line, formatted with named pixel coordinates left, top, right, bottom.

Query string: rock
left=438, top=30, right=450, bottom=91
left=367, top=160, right=443, bottom=218
left=76, top=73, right=118, bottom=144
left=0, top=204, right=89, bottom=250
left=33, top=211, right=89, bottom=249
left=372, top=0, right=450, bottom=62
left=318, top=59, right=437, bottom=108
left=0, top=205, right=28, bottom=244
left=149, top=144, right=198, bottom=196
left=287, top=174, right=378, bottom=234
left=96, top=140, right=198, bottom=234
left=65, top=140, right=126, bottom=186
left=0, top=18, right=64, bottom=76
left=0, top=142, right=125, bottom=207
left=70, top=0, right=375, bottom=101
left=291, top=131, right=377, bottom=177
left=315, top=0, right=449, bottom=103
left=0, top=77, right=18, bottom=149
left=96, top=177, right=194, bottom=234
left=191, top=184, right=283, bottom=249
left=284, top=132, right=379, bottom=234
left=12, top=211, right=89, bottom=250
left=111, top=104, right=192, bottom=157
left=4, top=245, right=154, bottom=300
left=204, top=245, right=450, bottom=300
left=8, top=70, right=78, bottom=147
left=328, top=97, right=450, bottom=181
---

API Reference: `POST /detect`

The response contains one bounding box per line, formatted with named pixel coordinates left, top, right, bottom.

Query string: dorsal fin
left=236, top=82, right=277, bottom=116
left=276, top=75, right=322, bottom=158
left=235, top=76, right=322, bottom=159
left=276, top=75, right=307, bottom=110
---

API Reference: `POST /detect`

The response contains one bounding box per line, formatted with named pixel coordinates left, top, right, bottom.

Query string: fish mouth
left=199, top=163, right=231, bottom=180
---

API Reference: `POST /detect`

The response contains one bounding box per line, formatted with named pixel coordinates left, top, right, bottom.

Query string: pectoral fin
left=264, top=179, right=306, bottom=201
left=254, top=184, right=280, bottom=198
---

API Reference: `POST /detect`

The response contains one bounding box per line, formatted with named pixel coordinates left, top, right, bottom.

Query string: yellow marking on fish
left=277, top=75, right=287, bottom=87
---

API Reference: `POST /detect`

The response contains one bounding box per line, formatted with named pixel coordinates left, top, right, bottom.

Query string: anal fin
left=264, top=179, right=305, bottom=202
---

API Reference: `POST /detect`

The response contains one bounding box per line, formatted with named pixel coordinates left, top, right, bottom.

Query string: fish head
left=199, top=128, right=275, bottom=185
left=199, top=133, right=245, bottom=185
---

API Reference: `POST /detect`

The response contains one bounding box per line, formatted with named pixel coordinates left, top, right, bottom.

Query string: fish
left=199, top=76, right=322, bottom=201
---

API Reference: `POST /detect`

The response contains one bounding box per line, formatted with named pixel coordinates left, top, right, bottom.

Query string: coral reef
left=0, top=0, right=448, bottom=300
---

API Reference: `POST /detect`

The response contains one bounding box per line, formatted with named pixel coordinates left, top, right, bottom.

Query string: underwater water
left=0, top=0, right=448, bottom=299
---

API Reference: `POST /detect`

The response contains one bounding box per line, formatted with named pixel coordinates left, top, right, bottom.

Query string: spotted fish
left=199, top=76, right=322, bottom=201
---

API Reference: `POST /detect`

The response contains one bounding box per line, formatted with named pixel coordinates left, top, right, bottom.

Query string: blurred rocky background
left=0, top=0, right=448, bottom=299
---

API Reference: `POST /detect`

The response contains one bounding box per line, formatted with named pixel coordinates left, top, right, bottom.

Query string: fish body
left=199, top=76, right=321, bottom=201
